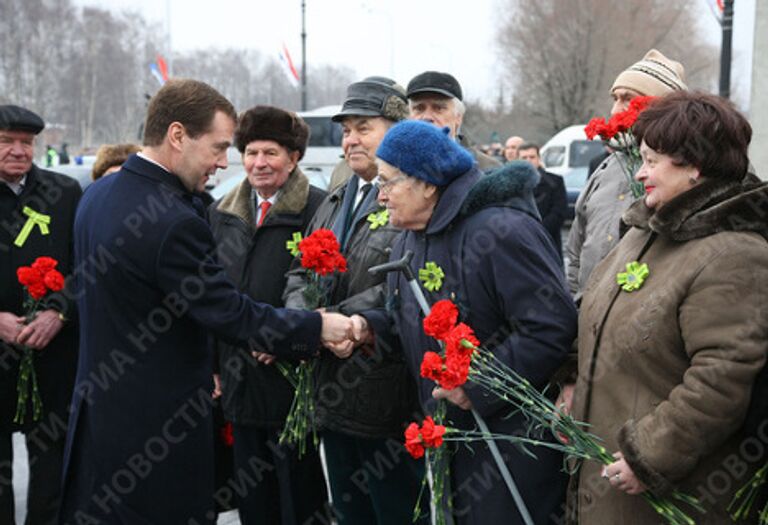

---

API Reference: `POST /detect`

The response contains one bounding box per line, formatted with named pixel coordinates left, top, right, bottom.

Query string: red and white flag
left=278, top=43, right=300, bottom=88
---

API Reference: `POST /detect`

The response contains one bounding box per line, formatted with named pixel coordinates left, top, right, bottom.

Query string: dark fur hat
left=235, top=106, right=310, bottom=160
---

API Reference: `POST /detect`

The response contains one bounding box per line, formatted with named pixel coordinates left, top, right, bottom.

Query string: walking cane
left=369, top=251, right=536, bottom=525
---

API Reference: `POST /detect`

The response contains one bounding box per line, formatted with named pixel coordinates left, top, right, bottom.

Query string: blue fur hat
left=376, top=120, right=475, bottom=186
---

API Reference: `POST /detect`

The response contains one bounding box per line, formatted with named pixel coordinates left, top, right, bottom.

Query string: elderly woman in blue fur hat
left=349, top=120, right=578, bottom=524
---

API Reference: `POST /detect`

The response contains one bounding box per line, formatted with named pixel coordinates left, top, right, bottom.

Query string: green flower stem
left=412, top=400, right=452, bottom=525
left=14, top=344, right=43, bottom=424
left=609, top=132, right=644, bottom=199
left=730, top=461, right=768, bottom=522
left=279, top=269, right=327, bottom=458
left=278, top=351, right=318, bottom=458
left=463, top=347, right=703, bottom=525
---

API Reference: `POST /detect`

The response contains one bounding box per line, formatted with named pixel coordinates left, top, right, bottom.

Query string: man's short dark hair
left=518, top=142, right=540, bottom=154
left=143, top=79, right=237, bottom=147
left=633, top=91, right=751, bottom=181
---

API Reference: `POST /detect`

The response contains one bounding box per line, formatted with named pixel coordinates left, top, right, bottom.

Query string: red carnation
left=27, top=282, right=48, bottom=300
left=220, top=422, right=234, bottom=447
left=404, top=422, right=425, bottom=459
left=32, top=256, right=58, bottom=272
left=420, top=416, right=446, bottom=448
left=17, top=267, right=43, bottom=287
left=420, top=351, right=444, bottom=383
left=438, top=358, right=470, bottom=390
left=584, top=117, right=607, bottom=140
left=423, top=300, right=459, bottom=340
left=43, top=270, right=65, bottom=292
left=608, top=108, right=638, bottom=133
left=628, top=95, right=655, bottom=114
left=444, top=323, right=479, bottom=360
left=600, top=119, right=619, bottom=140
left=299, top=229, right=347, bottom=276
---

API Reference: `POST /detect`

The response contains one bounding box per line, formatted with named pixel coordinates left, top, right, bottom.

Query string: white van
left=296, top=105, right=344, bottom=189
left=540, top=125, right=605, bottom=217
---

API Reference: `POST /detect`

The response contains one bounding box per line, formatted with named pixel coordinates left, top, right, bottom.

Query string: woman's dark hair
left=633, top=91, right=751, bottom=180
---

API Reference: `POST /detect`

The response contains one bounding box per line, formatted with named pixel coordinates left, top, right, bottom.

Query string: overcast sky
left=74, top=0, right=756, bottom=109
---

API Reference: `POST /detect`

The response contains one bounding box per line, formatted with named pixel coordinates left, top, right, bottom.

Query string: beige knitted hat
left=611, top=49, right=687, bottom=96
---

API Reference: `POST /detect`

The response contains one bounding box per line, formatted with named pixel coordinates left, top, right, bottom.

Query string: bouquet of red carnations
left=585, top=96, right=655, bottom=199
left=14, top=256, right=65, bottom=424
left=407, top=299, right=704, bottom=525
left=279, top=229, right=347, bottom=456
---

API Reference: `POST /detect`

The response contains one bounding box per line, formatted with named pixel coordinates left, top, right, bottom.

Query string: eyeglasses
left=378, top=174, right=408, bottom=194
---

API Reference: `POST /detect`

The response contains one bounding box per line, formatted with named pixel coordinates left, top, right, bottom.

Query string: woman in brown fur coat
left=568, top=91, right=768, bottom=524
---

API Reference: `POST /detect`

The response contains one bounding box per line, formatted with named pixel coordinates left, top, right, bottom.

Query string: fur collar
left=623, top=173, right=768, bottom=241
left=215, top=167, right=310, bottom=225
left=460, top=160, right=541, bottom=219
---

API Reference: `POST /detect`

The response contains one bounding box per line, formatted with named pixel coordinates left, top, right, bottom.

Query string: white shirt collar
left=255, top=191, right=279, bottom=206
left=137, top=152, right=171, bottom=173
left=354, top=175, right=378, bottom=208
left=1, top=174, right=27, bottom=196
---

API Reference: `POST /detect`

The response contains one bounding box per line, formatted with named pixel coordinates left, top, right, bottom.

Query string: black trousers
left=232, top=424, right=328, bottom=525
left=323, top=430, right=428, bottom=525
left=0, top=430, right=65, bottom=525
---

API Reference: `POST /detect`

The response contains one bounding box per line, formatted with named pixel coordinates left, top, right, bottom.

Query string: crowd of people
left=1, top=46, right=767, bottom=525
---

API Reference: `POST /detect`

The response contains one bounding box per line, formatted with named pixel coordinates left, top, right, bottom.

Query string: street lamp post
left=301, top=0, right=308, bottom=111
left=719, top=0, right=734, bottom=99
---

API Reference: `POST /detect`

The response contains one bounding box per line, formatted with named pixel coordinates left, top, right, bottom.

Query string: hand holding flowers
left=278, top=229, right=349, bottom=456
left=13, top=256, right=66, bottom=424
left=407, top=298, right=703, bottom=525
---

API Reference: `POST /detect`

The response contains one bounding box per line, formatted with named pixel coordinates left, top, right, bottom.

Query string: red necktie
left=257, top=201, right=271, bottom=227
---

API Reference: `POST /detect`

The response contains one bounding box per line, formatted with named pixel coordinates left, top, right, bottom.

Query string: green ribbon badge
left=286, top=232, right=303, bottom=256
left=616, top=261, right=649, bottom=292
left=419, top=261, right=445, bottom=292
left=367, top=209, right=389, bottom=230
left=14, top=206, right=51, bottom=247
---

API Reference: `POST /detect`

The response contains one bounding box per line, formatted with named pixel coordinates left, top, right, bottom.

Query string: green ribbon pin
left=419, top=261, right=445, bottom=292
left=616, top=261, right=649, bottom=292
left=286, top=232, right=303, bottom=256
left=367, top=209, right=389, bottom=230
left=14, top=207, right=51, bottom=247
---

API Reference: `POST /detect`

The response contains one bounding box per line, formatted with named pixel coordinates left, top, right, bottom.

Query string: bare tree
left=0, top=0, right=356, bottom=151
left=495, top=0, right=718, bottom=135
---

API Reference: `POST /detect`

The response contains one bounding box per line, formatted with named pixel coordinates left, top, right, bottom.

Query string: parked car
left=540, top=125, right=605, bottom=220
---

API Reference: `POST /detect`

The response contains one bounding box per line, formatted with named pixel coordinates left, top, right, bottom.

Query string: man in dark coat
left=283, top=77, right=425, bottom=525
left=209, top=106, right=328, bottom=523
left=519, top=142, right=567, bottom=259
left=58, top=79, right=353, bottom=524
left=354, top=121, right=577, bottom=524
left=0, top=105, right=81, bottom=524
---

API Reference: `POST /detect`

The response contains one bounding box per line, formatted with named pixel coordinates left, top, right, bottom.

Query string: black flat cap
left=0, top=105, right=45, bottom=134
left=332, top=77, right=408, bottom=123
left=406, top=71, right=463, bottom=101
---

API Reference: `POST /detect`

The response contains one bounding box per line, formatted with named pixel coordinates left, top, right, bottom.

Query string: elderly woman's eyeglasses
left=379, top=174, right=408, bottom=194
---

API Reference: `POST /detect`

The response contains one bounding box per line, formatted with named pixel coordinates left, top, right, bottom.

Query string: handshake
left=251, top=312, right=373, bottom=366
left=319, top=312, right=372, bottom=359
